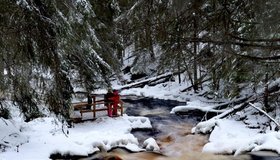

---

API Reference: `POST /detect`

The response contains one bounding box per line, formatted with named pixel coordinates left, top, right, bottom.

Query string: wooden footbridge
left=71, top=94, right=123, bottom=121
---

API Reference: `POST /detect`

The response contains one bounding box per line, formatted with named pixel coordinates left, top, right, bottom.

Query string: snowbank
left=202, top=119, right=280, bottom=156
left=174, top=101, right=280, bottom=156
left=0, top=114, right=152, bottom=160
left=116, top=81, right=189, bottom=102
left=0, top=118, right=28, bottom=150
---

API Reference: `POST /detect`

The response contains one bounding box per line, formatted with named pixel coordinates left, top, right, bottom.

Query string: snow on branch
left=118, top=72, right=173, bottom=90
left=83, top=43, right=113, bottom=73
left=114, top=0, right=143, bottom=22
left=192, top=103, right=249, bottom=134
left=248, top=102, right=280, bottom=130
left=192, top=79, right=280, bottom=135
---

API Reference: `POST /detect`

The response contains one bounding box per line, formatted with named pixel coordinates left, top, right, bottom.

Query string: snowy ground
left=0, top=110, right=154, bottom=160
left=1, top=79, right=280, bottom=159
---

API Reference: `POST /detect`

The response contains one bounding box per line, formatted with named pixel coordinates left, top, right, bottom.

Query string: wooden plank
left=80, top=108, right=108, bottom=113
left=73, top=102, right=88, bottom=108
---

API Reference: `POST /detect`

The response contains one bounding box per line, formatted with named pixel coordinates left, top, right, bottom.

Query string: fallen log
left=180, top=77, right=210, bottom=92
left=211, top=96, right=251, bottom=110
left=192, top=100, right=253, bottom=134
left=194, top=79, right=280, bottom=114
left=192, top=79, right=280, bottom=134
left=192, top=94, right=258, bottom=134
left=119, top=72, right=174, bottom=90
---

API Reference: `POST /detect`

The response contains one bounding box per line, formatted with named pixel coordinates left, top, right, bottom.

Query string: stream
left=58, top=96, right=279, bottom=160
left=83, top=96, right=254, bottom=160
left=123, top=96, right=208, bottom=156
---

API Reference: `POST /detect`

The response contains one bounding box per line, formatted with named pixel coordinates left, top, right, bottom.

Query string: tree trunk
left=193, top=14, right=198, bottom=92
left=264, top=72, right=271, bottom=111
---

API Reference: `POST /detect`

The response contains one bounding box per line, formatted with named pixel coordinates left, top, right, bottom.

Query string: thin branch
left=182, top=38, right=280, bottom=50
left=248, top=102, right=280, bottom=130
left=229, top=34, right=280, bottom=43
left=225, top=49, right=280, bottom=61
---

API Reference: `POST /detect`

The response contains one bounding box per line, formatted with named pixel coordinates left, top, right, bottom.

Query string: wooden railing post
left=92, top=95, right=96, bottom=118
left=93, top=103, right=96, bottom=118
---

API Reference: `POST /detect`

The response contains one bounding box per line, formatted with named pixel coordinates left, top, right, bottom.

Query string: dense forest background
left=0, top=0, right=279, bottom=121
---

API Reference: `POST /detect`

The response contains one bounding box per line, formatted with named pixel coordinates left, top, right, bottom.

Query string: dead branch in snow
left=192, top=100, right=254, bottom=134
left=198, top=80, right=280, bottom=113
left=215, top=101, right=252, bottom=119
left=211, top=96, right=251, bottom=110
left=248, top=102, right=280, bottom=131
left=180, top=77, right=210, bottom=92
left=193, top=81, right=280, bottom=134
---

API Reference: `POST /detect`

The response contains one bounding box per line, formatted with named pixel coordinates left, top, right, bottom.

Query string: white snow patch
left=201, top=119, right=280, bottom=156
left=0, top=114, right=151, bottom=160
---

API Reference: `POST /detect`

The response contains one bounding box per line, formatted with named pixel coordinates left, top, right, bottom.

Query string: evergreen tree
left=0, top=0, right=122, bottom=120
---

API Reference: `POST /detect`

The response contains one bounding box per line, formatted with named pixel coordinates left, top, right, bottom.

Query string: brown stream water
left=80, top=97, right=254, bottom=160
left=84, top=122, right=251, bottom=160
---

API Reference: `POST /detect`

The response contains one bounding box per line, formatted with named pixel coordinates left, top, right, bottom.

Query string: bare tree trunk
left=146, top=0, right=155, bottom=60
left=178, top=63, right=181, bottom=84
left=175, top=12, right=182, bottom=84
left=193, top=14, right=198, bottom=92
left=264, top=72, right=271, bottom=112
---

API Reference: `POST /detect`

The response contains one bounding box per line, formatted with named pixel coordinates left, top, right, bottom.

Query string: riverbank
left=0, top=112, right=154, bottom=160
left=110, top=81, right=280, bottom=157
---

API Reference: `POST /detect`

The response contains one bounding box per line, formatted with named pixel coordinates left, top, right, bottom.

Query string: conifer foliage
left=0, top=0, right=121, bottom=120
left=0, top=0, right=279, bottom=119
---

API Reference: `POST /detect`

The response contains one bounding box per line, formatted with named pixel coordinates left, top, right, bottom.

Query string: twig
left=61, top=121, right=69, bottom=138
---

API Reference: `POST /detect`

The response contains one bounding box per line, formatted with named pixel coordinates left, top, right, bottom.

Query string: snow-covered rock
left=143, top=137, right=160, bottom=152
left=191, top=119, right=217, bottom=134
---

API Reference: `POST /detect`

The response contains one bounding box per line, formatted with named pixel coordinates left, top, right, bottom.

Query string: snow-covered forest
left=1, top=0, right=280, bottom=159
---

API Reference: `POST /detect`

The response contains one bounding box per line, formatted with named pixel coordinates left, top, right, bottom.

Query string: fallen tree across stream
left=191, top=79, right=280, bottom=134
